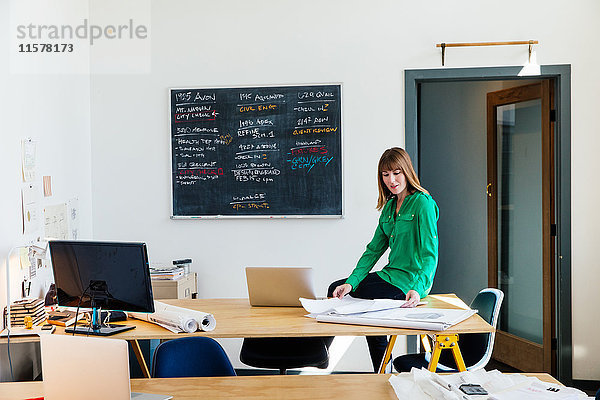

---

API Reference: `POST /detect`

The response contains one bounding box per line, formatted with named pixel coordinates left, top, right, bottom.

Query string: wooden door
left=486, top=81, right=554, bottom=373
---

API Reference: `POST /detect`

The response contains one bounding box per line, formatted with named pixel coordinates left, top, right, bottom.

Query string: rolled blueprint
left=129, top=300, right=216, bottom=333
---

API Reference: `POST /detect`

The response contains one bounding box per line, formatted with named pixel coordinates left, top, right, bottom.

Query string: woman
left=328, top=147, right=439, bottom=372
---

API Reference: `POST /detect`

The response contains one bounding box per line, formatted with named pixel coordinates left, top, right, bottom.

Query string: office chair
left=240, top=337, right=333, bottom=375
left=152, top=337, right=236, bottom=378
left=393, top=288, right=504, bottom=372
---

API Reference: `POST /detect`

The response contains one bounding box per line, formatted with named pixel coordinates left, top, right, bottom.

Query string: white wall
left=88, top=0, right=600, bottom=378
left=89, top=0, right=403, bottom=372
left=0, top=1, right=93, bottom=381
left=2, top=0, right=598, bottom=380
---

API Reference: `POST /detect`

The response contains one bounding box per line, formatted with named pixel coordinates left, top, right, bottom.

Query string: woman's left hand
left=402, top=290, right=421, bottom=308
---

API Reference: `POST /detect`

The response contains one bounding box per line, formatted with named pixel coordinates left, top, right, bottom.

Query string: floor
left=144, top=344, right=600, bottom=396
left=485, top=358, right=521, bottom=373
left=235, top=358, right=522, bottom=376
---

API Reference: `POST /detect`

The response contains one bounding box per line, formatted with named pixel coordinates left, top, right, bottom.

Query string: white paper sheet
left=315, top=310, right=474, bottom=331
left=129, top=300, right=216, bottom=333
left=388, top=371, right=433, bottom=400
left=388, top=369, right=588, bottom=400
left=44, top=203, right=69, bottom=239
left=67, top=198, right=80, bottom=240
left=22, top=184, right=40, bottom=234
left=355, top=307, right=476, bottom=325
left=300, top=296, right=426, bottom=316
left=490, top=380, right=588, bottom=400
left=309, top=300, right=476, bottom=331
left=21, top=139, right=36, bottom=182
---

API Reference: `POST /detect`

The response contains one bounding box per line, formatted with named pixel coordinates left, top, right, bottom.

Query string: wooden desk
left=0, top=373, right=561, bottom=400
left=3, top=294, right=493, bottom=378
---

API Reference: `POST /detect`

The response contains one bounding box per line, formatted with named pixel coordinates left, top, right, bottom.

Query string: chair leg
left=378, top=335, right=397, bottom=374
left=279, top=368, right=286, bottom=375
left=421, top=335, right=432, bottom=353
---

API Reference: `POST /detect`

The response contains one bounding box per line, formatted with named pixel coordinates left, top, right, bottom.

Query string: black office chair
left=152, top=337, right=236, bottom=378
left=240, top=337, right=333, bottom=375
left=393, top=288, right=504, bottom=372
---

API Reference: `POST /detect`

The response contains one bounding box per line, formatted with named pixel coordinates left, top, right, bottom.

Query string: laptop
left=246, top=266, right=317, bottom=306
left=40, top=335, right=172, bottom=400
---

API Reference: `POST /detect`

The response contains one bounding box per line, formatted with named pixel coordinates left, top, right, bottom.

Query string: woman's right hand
left=332, top=283, right=352, bottom=299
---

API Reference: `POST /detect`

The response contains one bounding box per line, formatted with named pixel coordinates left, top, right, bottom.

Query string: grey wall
left=418, top=80, right=540, bottom=304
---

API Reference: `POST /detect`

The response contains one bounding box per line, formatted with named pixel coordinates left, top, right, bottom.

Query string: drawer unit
left=151, top=272, right=197, bottom=299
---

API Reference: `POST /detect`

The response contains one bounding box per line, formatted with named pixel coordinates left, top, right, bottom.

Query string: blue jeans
left=327, top=272, right=406, bottom=372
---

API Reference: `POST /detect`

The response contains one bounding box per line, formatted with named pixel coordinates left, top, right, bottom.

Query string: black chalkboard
left=170, top=84, right=342, bottom=217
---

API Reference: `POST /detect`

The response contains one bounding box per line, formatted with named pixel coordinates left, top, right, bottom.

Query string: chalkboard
left=170, top=84, right=342, bottom=218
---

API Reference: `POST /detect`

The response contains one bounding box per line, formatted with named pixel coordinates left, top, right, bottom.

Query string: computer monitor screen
left=49, top=240, right=155, bottom=313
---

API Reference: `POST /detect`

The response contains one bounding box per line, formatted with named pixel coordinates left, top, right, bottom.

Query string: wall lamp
left=435, top=40, right=539, bottom=69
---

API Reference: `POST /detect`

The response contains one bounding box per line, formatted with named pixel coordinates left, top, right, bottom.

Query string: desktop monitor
left=49, top=240, right=155, bottom=336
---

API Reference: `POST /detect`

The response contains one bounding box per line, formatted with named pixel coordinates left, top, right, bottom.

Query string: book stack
left=150, top=266, right=185, bottom=280
left=9, top=298, right=46, bottom=327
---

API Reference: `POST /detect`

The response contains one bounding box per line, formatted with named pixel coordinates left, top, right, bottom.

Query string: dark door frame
left=404, top=65, right=571, bottom=383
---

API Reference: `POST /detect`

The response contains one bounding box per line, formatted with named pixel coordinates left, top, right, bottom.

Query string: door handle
left=486, top=183, right=492, bottom=197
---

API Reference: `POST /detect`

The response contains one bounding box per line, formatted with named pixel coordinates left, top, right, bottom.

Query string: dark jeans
left=327, top=273, right=406, bottom=372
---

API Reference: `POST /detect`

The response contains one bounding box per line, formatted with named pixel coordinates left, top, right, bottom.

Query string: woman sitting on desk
left=328, top=147, right=439, bottom=372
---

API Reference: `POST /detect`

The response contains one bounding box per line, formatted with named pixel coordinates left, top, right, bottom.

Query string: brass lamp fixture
left=436, top=40, right=539, bottom=67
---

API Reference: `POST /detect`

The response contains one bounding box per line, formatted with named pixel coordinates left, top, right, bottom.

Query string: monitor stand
left=65, top=306, right=135, bottom=336
left=65, top=323, right=135, bottom=336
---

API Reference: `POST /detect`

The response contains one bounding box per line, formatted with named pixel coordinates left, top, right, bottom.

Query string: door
left=486, top=81, right=554, bottom=373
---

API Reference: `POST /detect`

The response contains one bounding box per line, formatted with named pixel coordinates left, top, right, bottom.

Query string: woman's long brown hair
left=376, top=147, right=428, bottom=210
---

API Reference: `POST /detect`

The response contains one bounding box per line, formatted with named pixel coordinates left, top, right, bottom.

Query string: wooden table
left=0, top=373, right=561, bottom=400
left=3, top=294, right=494, bottom=378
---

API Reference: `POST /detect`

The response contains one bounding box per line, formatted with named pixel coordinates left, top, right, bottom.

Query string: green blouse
left=345, top=191, right=439, bottom=298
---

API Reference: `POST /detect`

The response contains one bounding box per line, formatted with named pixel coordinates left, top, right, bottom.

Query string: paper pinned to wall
left=18, top=248, right=36, bottom=279
left=21, top=139, right=36, bottom=182
left=19, top=248, right=29, bottom=270
left=44, top=203, right=69, bottom=240
left=43, top=175, right=52, bottom=197
left=67, top=198, right=79, bottom=240
left=21, top=184, right=40, bottom=234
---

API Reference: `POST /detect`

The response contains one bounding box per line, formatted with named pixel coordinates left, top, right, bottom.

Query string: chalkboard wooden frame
left=169, top=83, right=344, bottom=219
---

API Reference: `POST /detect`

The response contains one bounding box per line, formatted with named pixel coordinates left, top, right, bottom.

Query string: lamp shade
left=518, top=51, right=541, bottom=76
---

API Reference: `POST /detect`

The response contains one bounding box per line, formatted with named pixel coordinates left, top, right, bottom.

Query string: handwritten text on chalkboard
left=170, top=84, right=342, bottom=217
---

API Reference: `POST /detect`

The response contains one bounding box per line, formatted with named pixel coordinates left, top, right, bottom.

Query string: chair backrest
left=428, top=288, right=504, bottom=371
left=152, top=337, right=236, bottom=378
left=466, top=288, right=504, bottom=370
